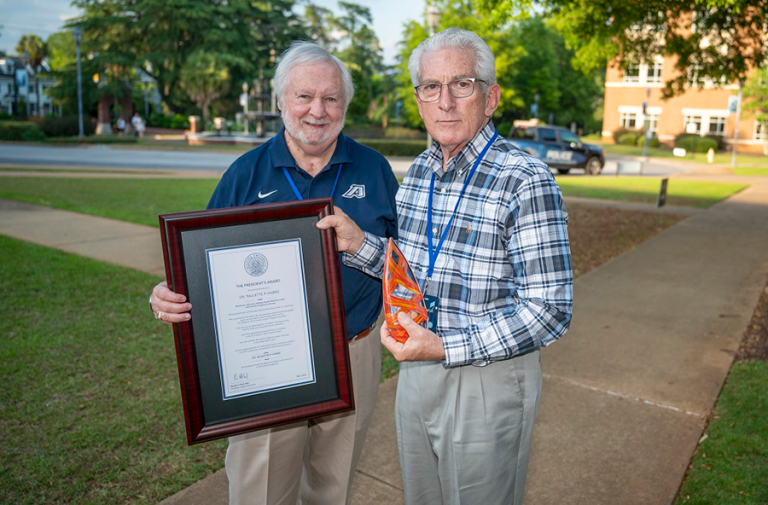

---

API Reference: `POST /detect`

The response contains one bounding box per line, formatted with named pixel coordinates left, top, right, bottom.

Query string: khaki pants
left=395, top=350, right=542, bottom=505
left=225, top=333, right=381, bottom=505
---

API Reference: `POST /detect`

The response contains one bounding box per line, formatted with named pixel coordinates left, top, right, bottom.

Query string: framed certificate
left=159, top=198, right=353, bottom=445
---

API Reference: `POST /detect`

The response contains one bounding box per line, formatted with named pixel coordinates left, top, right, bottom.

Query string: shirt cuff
left=341, top=231, right=386, bottom=277
left=439, top=328, right=473, bottom=367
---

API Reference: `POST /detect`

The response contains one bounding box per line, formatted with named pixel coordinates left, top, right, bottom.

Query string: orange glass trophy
left=383, top=238, right=428, bottom=343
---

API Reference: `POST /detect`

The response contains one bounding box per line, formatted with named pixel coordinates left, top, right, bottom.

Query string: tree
left=303, top=2, right=336, bottom=48
left=16, top=34, right=48, bottom=115
left=180, top=50, right=231, bottom=125
left=545, top=0, right=768, bottom=98
left=68, top=0, right=305, bottom=115
left=331, top=2, right=385, bottom=122
left=743, top=69, right=768, bottom=154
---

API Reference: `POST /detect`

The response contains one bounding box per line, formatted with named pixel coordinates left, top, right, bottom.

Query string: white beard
left=282, top=111, right=345, bottom=146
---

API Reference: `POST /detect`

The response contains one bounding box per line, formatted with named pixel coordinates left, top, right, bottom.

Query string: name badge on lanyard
left=423, top=130, right=498, bottom=333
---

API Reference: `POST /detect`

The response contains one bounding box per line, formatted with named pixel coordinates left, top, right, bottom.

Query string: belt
left=350, top=324, right=375, bottom=342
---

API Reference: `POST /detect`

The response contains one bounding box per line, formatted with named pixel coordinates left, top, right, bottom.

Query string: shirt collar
left=269, top=126, right=352, bottom=172
left=428, top=120, right=497, bottom=177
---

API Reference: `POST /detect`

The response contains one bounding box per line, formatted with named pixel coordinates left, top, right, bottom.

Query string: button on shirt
left=208, top=127, right=399, bottom=339
left=345, top=121, right=573, bottom=367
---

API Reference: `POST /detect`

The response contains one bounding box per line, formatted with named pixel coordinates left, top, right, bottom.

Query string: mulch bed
left=736, top=283, right=768, bottom=361
left=567, top=203, right=685, bottom=278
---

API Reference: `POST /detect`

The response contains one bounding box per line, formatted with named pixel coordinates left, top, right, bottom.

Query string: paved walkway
left=1, top=173, right=767, bottom=505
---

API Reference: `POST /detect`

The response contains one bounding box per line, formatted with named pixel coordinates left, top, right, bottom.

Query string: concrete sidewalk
left=1, top=176, right=767, bottom=505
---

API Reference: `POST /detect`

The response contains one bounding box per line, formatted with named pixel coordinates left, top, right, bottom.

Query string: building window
left=684, top=115, right=703, bottom=134
left=754, top=121, right=768, bottom=141
left=708, top=116, right=726, bottom=136
left=621, top=112, right=639, bottom=129
left=647, top=61, right=663, bottom=84
left=646, top=114, right=659, bottom=134
left=623, top=63, right=641, bottom=83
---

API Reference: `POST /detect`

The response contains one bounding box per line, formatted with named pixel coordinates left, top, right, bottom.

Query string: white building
left=0, top=57, right=56, bottom=116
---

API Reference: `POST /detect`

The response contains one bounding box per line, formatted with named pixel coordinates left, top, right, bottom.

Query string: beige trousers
left=225, top=332, right=381, bottom=505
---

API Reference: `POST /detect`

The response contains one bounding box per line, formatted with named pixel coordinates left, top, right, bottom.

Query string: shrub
left=704, top=134, right=724, bottom=150
left=612, top=127, right=632, bottom=144
left=675, top=134, right=718, bottom=153
left=23, top=127, right=47, bottom=142
left=170, top=113, right=190, bottom=130
left=0, top=112, right=12, bottom=120
left=42, top=115, right=95, bottom=137
left=638, top=135, right=660, bottom=148
left=357, top=139, right=427, bottom=157
left=618, top=132, right=639, bottom=146
left=0, top=121, right=45, bottom=141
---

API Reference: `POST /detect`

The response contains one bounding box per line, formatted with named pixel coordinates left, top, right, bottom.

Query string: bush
left=170, top=113, right=190, bottom=130
left=618, top=132, right=639, bottom=146
left=0, top=112, right=12, bottom=120
left=23, top=127, right=47, bottom=142
left=612, top=127, right=632, bottom=144
left=704, top=134, right=724, bottom=150
left=357, top=139, right=427, bottom=157
left=638, top=135, right=660, bottom=148
left=675, top=134, right=718, bottom=153
left=42, top=115, right=95, bottom=137
left=0, top=121, right=45, bottom=141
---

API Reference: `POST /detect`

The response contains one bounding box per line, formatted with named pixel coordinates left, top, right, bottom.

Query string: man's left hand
left=381, top=312, right=446, bottom=362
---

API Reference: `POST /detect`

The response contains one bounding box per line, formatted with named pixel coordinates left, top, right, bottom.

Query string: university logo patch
left=342, top=184, right=366, bottom=199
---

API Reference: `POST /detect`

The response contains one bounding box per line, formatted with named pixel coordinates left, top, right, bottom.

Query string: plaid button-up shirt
left=345, top=121, right=573, bottom=367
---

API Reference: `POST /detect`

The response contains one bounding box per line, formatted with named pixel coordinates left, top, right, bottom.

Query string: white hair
left=408, top=27, right=496, bottom=89
left=274, top=41, right=355, bottom=109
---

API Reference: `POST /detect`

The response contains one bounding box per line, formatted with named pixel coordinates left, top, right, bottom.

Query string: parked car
left=508, top=125, right=605, bottom=175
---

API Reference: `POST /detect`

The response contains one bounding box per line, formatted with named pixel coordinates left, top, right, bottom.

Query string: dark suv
left=508, top=125, right=605, bottom=175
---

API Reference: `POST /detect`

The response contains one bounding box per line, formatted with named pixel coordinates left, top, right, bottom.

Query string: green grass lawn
left=0, top=177, right=218, bottom=226
left=0, top=236, right=227, bottom=504
left=732, top=166, right=768, bottom=177
left=675, top=360, right=767, bottom=505
left=594, top=139, right=768, bottom=170
left=0, top=175, right=747, bottom=229
left=557, top=177, right=747, bottom=208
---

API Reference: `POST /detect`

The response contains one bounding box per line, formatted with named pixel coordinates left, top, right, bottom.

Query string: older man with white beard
left=149, top=41, right=399, bottom=505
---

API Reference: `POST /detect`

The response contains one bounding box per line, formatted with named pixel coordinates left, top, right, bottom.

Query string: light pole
left=642, top=87, right=651, bottom=158
left=22, top=51, right=30, bottom=117
left=425, top=4, right=441, bottom=149
left=73, top=27, right=85, bottom=139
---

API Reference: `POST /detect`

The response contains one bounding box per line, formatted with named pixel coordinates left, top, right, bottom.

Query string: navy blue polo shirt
left=208, top=127, right=399, bottom=339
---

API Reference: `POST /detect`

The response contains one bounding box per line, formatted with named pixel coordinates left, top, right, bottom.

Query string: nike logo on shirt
left=258, top=190, right=278, bottom=199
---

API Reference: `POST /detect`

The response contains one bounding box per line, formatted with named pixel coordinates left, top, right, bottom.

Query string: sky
left=0, top=0, right=426, bottom=64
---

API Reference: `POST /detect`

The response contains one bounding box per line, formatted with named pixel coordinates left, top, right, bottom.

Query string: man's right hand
left=150, top=281, right=192, bottom=326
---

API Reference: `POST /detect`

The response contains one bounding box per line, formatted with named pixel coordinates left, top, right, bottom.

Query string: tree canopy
left=545, top=0, right=767, bottom=98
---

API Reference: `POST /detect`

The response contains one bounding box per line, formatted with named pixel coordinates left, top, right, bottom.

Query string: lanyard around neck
left=425, top=130, right=498, bottom=286
left=281, top=164, right=343, bottom=201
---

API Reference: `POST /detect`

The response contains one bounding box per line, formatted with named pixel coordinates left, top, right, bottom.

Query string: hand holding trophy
left=382, top=238, right=428, bottom=343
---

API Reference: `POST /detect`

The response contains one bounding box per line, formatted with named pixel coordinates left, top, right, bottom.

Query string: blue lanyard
left=281, top=164, right=343, bottom=201
left=425, top=131, right=498, bottom=288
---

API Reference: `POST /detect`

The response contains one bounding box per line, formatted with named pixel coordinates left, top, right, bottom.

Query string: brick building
left=601, top=57, right=765, bottom=154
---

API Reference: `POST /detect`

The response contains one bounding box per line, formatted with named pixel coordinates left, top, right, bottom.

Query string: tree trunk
left=96, top=95, right=114, bottom=135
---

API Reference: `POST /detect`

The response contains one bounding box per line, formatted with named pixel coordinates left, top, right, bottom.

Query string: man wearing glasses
left=319, top=28, right=573, bottom=504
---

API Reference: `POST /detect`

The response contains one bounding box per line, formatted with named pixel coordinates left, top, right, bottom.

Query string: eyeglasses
left=414, top=78, right=487, bottom=102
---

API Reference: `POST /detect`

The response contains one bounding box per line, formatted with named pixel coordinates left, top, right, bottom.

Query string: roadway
left=0, top=143, right=693, bottom=178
